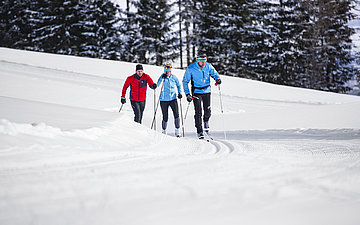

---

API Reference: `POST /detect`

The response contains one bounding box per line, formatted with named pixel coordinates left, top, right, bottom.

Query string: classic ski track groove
left=214, top=139, right=236, bottom=153
left=205, top=138, right=235, bottom=154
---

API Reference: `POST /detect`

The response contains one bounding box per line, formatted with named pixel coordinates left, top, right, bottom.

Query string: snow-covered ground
left=1, top=47, right=360, bottom=225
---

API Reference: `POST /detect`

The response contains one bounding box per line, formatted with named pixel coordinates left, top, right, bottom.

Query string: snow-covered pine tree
left=133, top=0, right=178, bottom=66
left=178, top=0, right=184, bottom=68
left=176, top=0, right=197, bottom=67
left=196, top=0, right=227, bottom=73
left=0, top=0, right=32, bottom=49
left=261, top=0, right=308, bottom=86
left=77, top=0, right=120, bottom=59
left=225, top=0, right=268, bottom=79
left=26, top=0, right=119, bottom=59
left=320, top=0, right=356, bottom=92
left=178, top=0, right=196, bottom=67
left=27, top=0, right=82, bottom=54
left=302, top=0, right=356, bottom=92
left=195, top=0, right=266, bottom=79
left=119, top=0, right=143, bottom=63
left=99, top=1, right=121, bottom=60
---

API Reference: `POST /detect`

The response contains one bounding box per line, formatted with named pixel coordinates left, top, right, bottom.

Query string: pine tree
left=195, top=0, right=266, bottom=79
left=0, top=0, right=32, bottom=49
left=178, top=0, right=184, bottom=68
left=77, top=0, right=120, bottom=59
left=261, top=0, right=309, bottom=85
left=321, top=0, right=355, bottom=92
left=196, top=0, right=227, bottom=73
left=179, top=0, right=196, bottom=67
left=302, top=0, right=356, bottom=92
left=119, top=0, right=143, bottom=63
left=27, top=0, right=78, bottom=54
left=226, top=0, right=268, bottom=79
left=133, top=0, right=178, bottom=66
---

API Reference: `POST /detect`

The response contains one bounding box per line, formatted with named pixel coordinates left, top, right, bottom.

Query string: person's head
left=136, top=64, right=144, bottom=76
left=196, top=53, right=207, bottom=67
left=164, top=62, right=172, bottom=76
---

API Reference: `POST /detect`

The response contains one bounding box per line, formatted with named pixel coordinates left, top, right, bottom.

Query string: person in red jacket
left=121, top=64, right=157, bottom=123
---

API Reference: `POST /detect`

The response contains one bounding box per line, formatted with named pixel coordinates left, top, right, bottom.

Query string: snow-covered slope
left=1, top=47, right=360, bottom=225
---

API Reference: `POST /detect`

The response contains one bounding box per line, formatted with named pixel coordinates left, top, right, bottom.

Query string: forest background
left=1, top=0, right=359, bottom=94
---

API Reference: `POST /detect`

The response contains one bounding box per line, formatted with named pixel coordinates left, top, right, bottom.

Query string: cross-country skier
left=156, top=62, right=183, bottom=137
left=182, top=53, right=221, bottom=139
left=121, top=64, right=157, bottom=124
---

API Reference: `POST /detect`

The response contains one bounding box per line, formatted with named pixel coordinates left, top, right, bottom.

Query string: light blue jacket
left=182, top=62, right=220, bottom=95
left=157, top=73, right=182, bottom=101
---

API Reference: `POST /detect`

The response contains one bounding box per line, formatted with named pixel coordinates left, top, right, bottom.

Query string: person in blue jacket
left=157, top=62, right=183, bottom=137
left=182, top=53, right=221, bottom=139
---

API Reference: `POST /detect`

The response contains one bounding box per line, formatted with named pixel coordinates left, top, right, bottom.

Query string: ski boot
left=175, top=128, right=181, bottom=137
left=162, top=120, right=167, bottom=135
left=197, top=132, right=205, bottom=139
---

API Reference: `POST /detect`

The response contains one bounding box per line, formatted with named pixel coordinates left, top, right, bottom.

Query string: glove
left=178, top=93, right=182, bottom=99
left=151, top=83, right=157, bottom=89
left=162, top=73, right=167, bottom=79
left=121, top=98, right=126, bottom=104
left=216, top=78, right=222, bottom=85
left=186, top=94, right=192, bottom=102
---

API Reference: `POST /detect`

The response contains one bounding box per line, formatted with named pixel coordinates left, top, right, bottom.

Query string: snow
left=1, top=47, right=360, bottom=225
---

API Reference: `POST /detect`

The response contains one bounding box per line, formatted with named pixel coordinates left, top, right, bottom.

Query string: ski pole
left=154, top=88, right=156, bottom=130
left=179, top=97, right=185, bottom=137
left=216, top=83, right=227, bottom=139
left=119, top=103, right=124, bottom=113
left=184, top=101, right=191, bottom=120
left=151, top=79, right=165, bottom=130
left=184, top=95, right=198, bottom=120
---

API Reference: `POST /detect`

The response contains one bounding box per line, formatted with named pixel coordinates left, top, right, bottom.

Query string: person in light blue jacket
left=157, top=62, right=183, bottom=137
left=182, top=53, right=221, bottom=139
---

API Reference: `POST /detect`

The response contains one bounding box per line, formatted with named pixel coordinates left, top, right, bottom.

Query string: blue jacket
left=157, top=73, right=182, bottom=101
left=182, top=62, right=220, bottom=95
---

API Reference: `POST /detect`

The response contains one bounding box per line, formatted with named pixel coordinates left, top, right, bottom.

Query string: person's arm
left=121, top=76, right=131, bottom=98
left=209, top=63, right=220, bottom=82
left=146, top=74, right=156, bottom=89
left=174, top=75, right=183, bottom=99
left=182, top=69, right=191, bottom=95
left=157, top=75, right=163, bottom=87
left=174, top=75, right=182, bottom=95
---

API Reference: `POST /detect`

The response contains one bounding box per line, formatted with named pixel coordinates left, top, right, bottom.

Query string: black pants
left=193, top=93, right=211, bottom=134
left=160, top=99, right=180, bottom=129
left=131, top=100, right=146, bottom=123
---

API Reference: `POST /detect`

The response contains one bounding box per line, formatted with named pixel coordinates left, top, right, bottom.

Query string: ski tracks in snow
left=205, top=138, right=236, bottom=154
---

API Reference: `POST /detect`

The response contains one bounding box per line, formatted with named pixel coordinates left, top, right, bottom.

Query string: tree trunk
left=179, top=0, right=183, bottom=68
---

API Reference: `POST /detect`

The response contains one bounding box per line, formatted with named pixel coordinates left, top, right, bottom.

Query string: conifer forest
left=1, top=0, right=359, bottom=93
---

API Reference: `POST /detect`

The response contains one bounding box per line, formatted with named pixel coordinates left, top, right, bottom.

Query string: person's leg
left=160, top=101, right=170, bottom=131
left=169, top=99, right=180, bottom=129
left=193, top=94, right=203, bottom=134
left=131, top=101, right=141, bottom=123
left=202, top=93, right=211, bottom=131
left=138, top=100, right=146, bottom=124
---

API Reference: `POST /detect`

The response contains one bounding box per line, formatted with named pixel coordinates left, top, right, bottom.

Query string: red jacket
left=121, top=73, right=155, bottom=102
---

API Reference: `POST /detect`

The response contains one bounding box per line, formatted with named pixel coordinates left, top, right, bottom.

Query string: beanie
left=196, top=53, right=207, bottom=62
left=136, top=64, right=143, bottom=71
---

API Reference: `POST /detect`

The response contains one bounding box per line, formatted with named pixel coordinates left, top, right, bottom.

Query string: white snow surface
left=1, top=47, right=360, bottom=225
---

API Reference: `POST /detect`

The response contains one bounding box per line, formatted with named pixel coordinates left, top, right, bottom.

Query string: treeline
left=0, top=0, right=359, bottom=93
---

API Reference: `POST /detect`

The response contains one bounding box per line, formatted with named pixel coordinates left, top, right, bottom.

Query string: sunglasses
left=165, top=66, right=172, bottom=69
